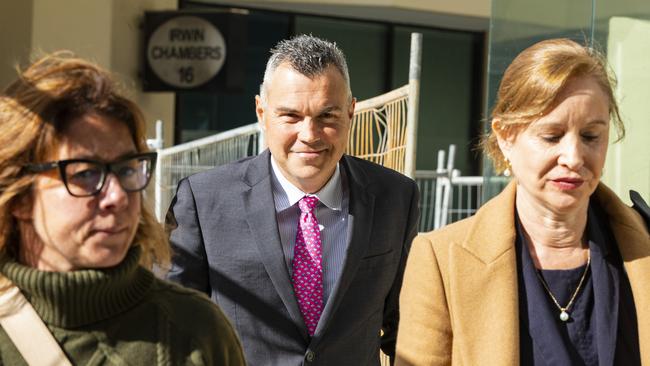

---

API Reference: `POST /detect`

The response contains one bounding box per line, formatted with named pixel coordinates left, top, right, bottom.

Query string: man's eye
left=582, top=134, right=599, bottom=142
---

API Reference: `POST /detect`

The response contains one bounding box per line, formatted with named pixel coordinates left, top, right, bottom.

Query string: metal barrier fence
left=349, top=85, right=409, bottom=174
left=414, top=145, right=510, bottom=232
left=152, top=128, right=504, bottom=232
left=154, top=123, right=261, bottom=221
left=415, top=171, right=498, bottom=232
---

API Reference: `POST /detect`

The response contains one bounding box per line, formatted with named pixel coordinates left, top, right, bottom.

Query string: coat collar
left=462, top=180, right=518, bottom=264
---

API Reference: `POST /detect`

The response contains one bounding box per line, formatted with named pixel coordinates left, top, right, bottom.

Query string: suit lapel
left=595, top=184, right=650, bottom=363
left=242, top=151, right=309, bottom=341
left=451, top=181, right=520, bottom=365
left=312, top=156, right=375, bottom=342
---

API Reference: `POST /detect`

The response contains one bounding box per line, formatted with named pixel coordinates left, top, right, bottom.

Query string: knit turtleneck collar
left=0, top=246, right=154, bottom=328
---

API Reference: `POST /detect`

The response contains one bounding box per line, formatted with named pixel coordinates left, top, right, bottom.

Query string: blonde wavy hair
left=0, top=51, right=169, bottom=269
left=481, top=38, right=625, bottom=174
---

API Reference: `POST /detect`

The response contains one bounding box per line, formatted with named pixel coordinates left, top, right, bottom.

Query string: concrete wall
left=193, top=0, right=490, bottom=31
left=31, top=0, right=112, bottom=64
left=223, top=0, right=490, bottom=18
left=0, top=0, right=34, bottom=87
left=110, top=0, right=177, bottom=148
left=0, top=0, right=178, bottom=147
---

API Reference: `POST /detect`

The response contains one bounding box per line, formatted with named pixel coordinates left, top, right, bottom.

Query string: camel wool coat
left=395, top=182, right=650, bottom=365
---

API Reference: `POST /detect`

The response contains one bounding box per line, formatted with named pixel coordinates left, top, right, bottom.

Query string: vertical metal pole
left=405, top=32, right=422, bottom=179
left=589, top=0, right=596, bottom=48
left=153, top=120, right=164, bottom=222
left=434, top=149, right=445, bottom=229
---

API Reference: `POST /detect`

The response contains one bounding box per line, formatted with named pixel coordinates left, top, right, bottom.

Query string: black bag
left=630, top=190, right=650, bottom=231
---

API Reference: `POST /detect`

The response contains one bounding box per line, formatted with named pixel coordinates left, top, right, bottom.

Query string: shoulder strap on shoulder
left=0, top=277, right=73, bottom=366
left=630, top=190, right=650, bottom=230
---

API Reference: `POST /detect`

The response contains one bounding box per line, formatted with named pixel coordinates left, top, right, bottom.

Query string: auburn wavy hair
left=0, top=51, right=169, bottom=269
left=481, top=38, right=624, bottom=174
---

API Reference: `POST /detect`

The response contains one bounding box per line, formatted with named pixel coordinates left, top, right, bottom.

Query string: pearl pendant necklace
left=535, top=251, right=591, bottom=322
left=559, top=310, right=570, bottom=322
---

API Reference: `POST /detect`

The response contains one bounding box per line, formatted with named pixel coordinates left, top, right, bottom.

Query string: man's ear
left=492, top=118, right=513, bottom=160
left=255, top=95, right=265, bottom=130
left=348, top=97, right=356, bottom=120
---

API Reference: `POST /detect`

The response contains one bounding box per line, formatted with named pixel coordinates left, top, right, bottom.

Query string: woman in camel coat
left=395, top=38, right=650, bottom=365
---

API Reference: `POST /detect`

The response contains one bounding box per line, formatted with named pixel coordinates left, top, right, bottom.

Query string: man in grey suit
left=166, top=35, right=419, bottom=366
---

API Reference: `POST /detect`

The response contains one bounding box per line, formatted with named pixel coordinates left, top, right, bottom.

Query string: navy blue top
left=538, top=264, right=597, bottom=364
left=516, top=201, right=641, bottom=366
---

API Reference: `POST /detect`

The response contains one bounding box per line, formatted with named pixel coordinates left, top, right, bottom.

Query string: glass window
left=485, top=0, right=650, bottom=202
left=175, top=10, right=290, bottom=143
left=295, top=16, right=388, bottom=100
left=392, top=26, right=484, bottom=173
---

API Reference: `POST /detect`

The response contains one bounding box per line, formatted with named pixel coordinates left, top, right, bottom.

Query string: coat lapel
left=451, top=181, right=520, bottom=365
left=312, top=156, right=375, bottom=342
left=242, top=151, right=309, bottom=341
left=595, top=184, right=650, bottom=363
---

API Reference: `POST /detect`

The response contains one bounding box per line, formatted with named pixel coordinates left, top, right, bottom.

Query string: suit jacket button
left=305, top=350, right=315, bottom=362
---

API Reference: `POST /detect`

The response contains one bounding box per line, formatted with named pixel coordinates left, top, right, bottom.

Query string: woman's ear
left=492, top=118, right=513, bottom=161
left=11, top=194, right=33, bottom=221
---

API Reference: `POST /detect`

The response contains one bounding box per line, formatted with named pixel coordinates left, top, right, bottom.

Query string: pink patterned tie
left=292, top=196, right=323, bottom=336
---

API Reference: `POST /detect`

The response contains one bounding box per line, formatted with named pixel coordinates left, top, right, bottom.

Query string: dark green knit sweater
left=0, top=247, right=246, bottom=365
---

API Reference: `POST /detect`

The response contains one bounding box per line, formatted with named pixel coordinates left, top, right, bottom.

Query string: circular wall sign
left=147, top=16, right=226, bottom=88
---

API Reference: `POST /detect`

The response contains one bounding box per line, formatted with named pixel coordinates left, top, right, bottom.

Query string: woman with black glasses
left=0, top=52, right=245, bottom=365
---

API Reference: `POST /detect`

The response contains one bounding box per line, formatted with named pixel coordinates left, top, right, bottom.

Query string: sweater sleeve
left=155, top=280, right=246, bottom=366
left=188, top=302, right=246, bottom=366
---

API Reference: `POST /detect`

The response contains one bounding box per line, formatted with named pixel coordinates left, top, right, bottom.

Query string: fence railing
left=414, top=145, right=509, bottom=232
left=151, top=120, right=507, bottom=232
left=415, top=171, right=501, bottom=232
left=154, top=123, right=261, bottom=221
left=349, top=85, right=409, bottom=174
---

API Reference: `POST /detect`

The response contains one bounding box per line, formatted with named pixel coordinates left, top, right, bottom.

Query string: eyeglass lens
left=64, top=156, right=153, bottom=196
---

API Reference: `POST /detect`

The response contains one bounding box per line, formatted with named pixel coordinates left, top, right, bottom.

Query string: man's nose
left=298, top=118, right=320, bottom=143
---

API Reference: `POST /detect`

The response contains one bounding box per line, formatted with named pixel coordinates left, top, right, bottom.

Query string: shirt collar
left=270, top=156, right=343, bottom=211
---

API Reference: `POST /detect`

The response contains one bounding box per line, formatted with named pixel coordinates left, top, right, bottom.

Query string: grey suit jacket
left=166, top=150, right=419, bottom=366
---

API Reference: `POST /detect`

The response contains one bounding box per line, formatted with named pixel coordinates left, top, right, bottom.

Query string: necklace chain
left=535, top=251, right=591, bottom=322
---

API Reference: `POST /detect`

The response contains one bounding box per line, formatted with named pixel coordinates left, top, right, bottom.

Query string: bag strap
left=630, top=190, right=650, bottom=231
left=0, top=278, right=72, bottom=366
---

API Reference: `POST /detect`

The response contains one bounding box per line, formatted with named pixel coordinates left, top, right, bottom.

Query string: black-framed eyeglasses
left=25, top=152, right=157, bottom=197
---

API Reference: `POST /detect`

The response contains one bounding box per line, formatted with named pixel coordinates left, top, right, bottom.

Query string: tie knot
left=298, top=196, right=319, bottom=213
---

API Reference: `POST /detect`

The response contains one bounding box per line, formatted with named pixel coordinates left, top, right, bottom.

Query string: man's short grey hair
left=259, top=34, right=352, bottom=104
